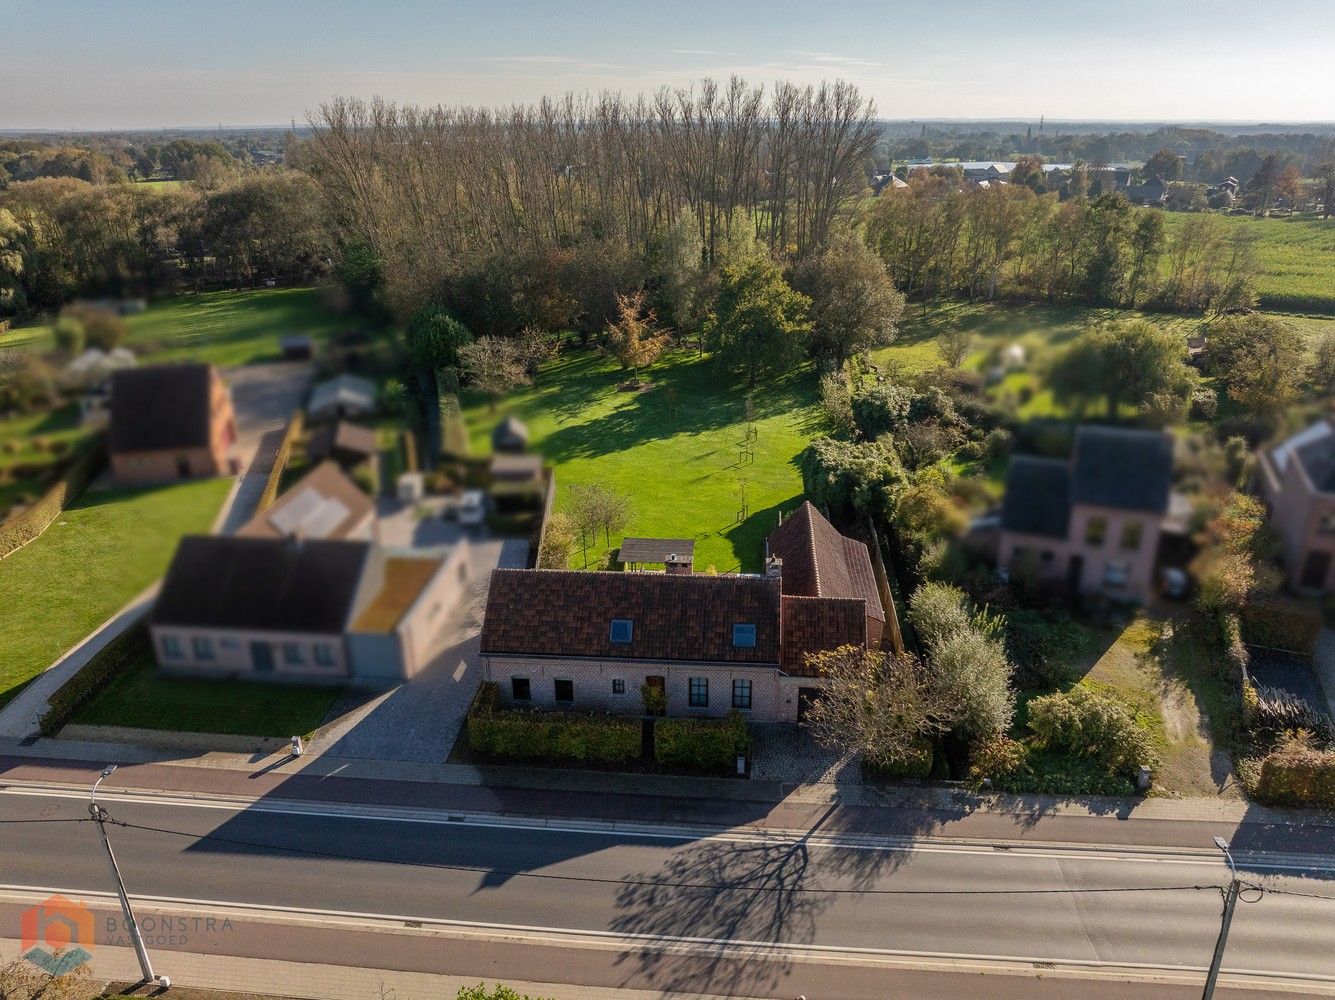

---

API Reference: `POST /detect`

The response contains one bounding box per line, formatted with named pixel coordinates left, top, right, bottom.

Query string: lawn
left=1160, top=213, right=1335, bottom=315
left=1069, top=612, right=1240, bottom=798
left=0, top=476, right=232, bottom=710
left=71, top=647, right=340, bottom=738
left=5, top=286, right=348, bottom=367
left=0, top=402, right=96, bottom=513
left=462, top=349, right=818, bottom=573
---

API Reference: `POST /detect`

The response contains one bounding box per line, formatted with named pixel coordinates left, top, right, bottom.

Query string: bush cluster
left=1026, top=686, right=1159, bottom=779
left=865, top=736, right=934, bottom=780
left=1254, top=734, right=1335, bottom=808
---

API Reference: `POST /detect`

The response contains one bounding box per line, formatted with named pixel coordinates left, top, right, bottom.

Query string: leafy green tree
left=1049, top=319, right=1197, bottom=420
left=51, top=314, right=84, bottom=355
left=1142, top=148, right=1184, bottom=182
left=705, top=249, right=811, bottom=388
left=1205, top=313, right=1308, bottom=424
left=797, top=436, right=904, bottom=523
left=792, top=229, right=904, bottom=368
left=0, top=207, right=26, bottom=317
left=649, top=209, right=706, bottom=337
left=603, top=291, right=667, bottom=378
left=405, top=304, right=472, bottom=391
left=1125, top=211, right=1163, bottom=307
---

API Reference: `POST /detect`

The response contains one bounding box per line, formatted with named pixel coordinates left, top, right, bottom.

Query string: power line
left=109, top=816, right=1221, bottom=899
left=0, top=817, right=93, bottom=825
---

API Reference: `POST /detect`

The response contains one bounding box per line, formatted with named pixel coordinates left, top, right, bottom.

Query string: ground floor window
left=162, top=635, right=183, bottom=659
left=732, top=678, right=752, bottom=710
left=511, top=676, right=531, bottom=701
left=1104, top=561, right=1129, bottom=588
left=612, top=678, right=626, bottom=695
left=313, top=643, right=336, bottom=666
left=554, top=678, right=574, bottom=703
left=688, top=676, right=709, bottom=708
left=282, top=642, right=303, bottom=666
left=191, top=636, right=214, bottom=661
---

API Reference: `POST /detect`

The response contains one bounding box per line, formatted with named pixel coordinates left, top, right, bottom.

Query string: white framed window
left=191, top=636, right=214, bottom=661
left=162, top=635, right=183, bottom=659
left=732, top=678, right=752, bottom=710
left=313, top=643, right=336, bottom=667
left=688, top=677, right=709, bottom=708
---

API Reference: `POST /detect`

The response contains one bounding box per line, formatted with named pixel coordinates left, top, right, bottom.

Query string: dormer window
left=610, top=618, right=634, bottom=644
left=732, top=623, right=757, bottom=648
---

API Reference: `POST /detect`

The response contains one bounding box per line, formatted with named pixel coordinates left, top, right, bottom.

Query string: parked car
left=457, top=489, right=487, bottom=527
left=1160, top=566, right=1190, bottom=599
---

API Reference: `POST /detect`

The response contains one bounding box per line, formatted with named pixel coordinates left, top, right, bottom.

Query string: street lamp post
left=1202, top=835, right=1240, bottom=1000
left=89, top=765, right=171, bottom=990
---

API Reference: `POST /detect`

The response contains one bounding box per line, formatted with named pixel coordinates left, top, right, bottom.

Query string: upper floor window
left=609, top=619, right=634, bottom=644
left=1120, top=520, right=1143, bottom=551
left=1085, top=517, right=1107, bottom=546
left=732, top=623, right=757, bottom=648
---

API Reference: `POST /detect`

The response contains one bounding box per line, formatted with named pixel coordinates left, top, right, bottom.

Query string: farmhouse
left=998, top=426, right=1175, bottom=601
left=1257, top=416, right=1335, bottom=594
left=149, top=534, right=471, bottom=683
left=479, top=504, right=882, bottom=721
left=108, top=363, right=237, bottom=485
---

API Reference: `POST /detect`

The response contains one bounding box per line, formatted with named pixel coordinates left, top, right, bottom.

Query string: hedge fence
left=0, top=437, right=105, bottom=559
left=39, top=621, right=151, bottom=736
left=1240, top=599, right=1324, bottom=659
left=255, top=410, right=305, bottom=514
left=1255, top=741, right=1335, bottom=808
left=654, top=712, right=750, bottom=773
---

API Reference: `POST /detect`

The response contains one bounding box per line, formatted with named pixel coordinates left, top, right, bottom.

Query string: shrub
left=983, top=427, right=1013, bottom=460
left=1026, top=686, right=1158, bottom=779
left=907, top=582, right=974, bottom=651
left=928, top=628, right=1015, bottom=740
left=52, top=315, right=85, bottom=355
left=1239, top=600, right=1323, bottom=657
left=850, top=381, right=913, bottom=439
left=467, top=704, right=640, bottom=765
left=456, top=985, right=552, bottom=1000
left=1254, top=732, right=1335, bottom=808
left=40, top=623, right=150, bottom=735
left=865, top=736, right=934, bottom=780
left=1189, top=386, right=1218, bottom=421
left=653, top=711, right=750, bottom=773
left=968, top=734, right=1028, bottom=783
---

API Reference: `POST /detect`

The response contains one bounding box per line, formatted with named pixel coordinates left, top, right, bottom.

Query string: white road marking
left=0, top=884, right=1330, bottom=991
left=4, top=782, right=1332, bottom=874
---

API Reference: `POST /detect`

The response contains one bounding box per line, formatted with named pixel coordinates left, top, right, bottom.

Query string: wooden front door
left=645, top=675, right=666, bottom=715
left=1301, top=551, right=1332, bottom=591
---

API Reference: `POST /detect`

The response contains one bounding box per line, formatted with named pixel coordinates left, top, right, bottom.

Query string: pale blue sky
left=3, top=0, right=1332, bottom=128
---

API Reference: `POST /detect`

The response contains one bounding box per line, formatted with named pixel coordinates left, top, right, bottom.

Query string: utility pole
left=89, top=765, right=171, bottom=990
left=1202, top=835, right=1240, bottom=1000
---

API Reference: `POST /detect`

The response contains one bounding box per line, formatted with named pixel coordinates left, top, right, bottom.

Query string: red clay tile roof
left=481, top=569, right=782, bottom=665
left=780, top=595, right=868, bottom=677
left=766, top=502, right=884, bottom=623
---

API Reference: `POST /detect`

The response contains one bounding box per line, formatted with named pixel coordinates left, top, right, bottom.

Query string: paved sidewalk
left=0, top=938, right=748, bottom=1000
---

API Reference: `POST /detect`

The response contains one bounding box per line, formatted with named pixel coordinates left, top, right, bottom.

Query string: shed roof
left=238, top=460, right=374, bottom=541
left=309, top=421, right=377, bottom=461
left=619, top=537, right=696, bottom=564
left=308, top=373, right=375, bottom=414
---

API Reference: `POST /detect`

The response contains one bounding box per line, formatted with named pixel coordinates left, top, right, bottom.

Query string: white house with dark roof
left=998, top=426, right=1175, bottom=601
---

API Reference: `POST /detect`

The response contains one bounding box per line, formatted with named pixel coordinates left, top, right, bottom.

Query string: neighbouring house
left=492, top=415, right=530, bottom=453
left=238, top=461, right=375, bottom=542
left=1257, top=417, right=1335, bottom=594
left=1124, top=177, right=1168, bottom=206
left=108, top=363, right=237, bottom=485
left=308, top=373, right=376, bottom=422
left=998, top=426, right=1175, bottom=601
left=307, top=420, right=378, bottom=472
left=150, top=534, right=472, bottom=684
left=620, top=536, right=695, bottom=573
left=479, top=505, right=883, bottom=721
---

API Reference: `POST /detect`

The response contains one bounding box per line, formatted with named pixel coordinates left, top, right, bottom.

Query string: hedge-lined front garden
left=465, top=682, right=751, bottom=775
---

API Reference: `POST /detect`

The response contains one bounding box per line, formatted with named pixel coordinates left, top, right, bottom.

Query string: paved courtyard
left=749, top=722, right=863, bottom=789
left=310, top=536, right=529, bottom=763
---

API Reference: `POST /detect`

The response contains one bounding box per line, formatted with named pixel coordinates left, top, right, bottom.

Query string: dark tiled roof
left=492, top=416, right=529, bottom=447
left=1071, top=426, right=1174, bottom=513
left=1296, top=435, right=1335, bottom=493
left=780, top=595, right=867, bottom=677
left=619, top=537, right=696, bottom=564
left=765, top=502, right=885, bottom=623
left=152, top=536, right=372, bottom=634
left=481, top=569, right=782, bottom=664
left=109, top=363, right=214, bottom=454
left=238, top=460, right=374, bottom=541
left=1001, top=456, right=1073, bottom=538
left=308, top=421, right=377, bottom=461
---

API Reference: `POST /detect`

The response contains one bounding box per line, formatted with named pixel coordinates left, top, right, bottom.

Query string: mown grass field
left=0, top=402, right=96, bottom=513
left=463, top=350, right=818, bottom=573
left=0, top=476, right=232, bottom=710
left=5, top=286, right=346, bottom=367
left=1160, top=212, right=1335, bottom=315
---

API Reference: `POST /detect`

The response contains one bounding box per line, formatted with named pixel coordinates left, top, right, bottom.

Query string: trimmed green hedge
left=467, top=685, right=640, bottom=764
left=865, top=737, right=934, bottom=780
left=1255, top=741, right=1335, bottom=808
left=654, top=711, right=750, bottom=773
left=1240, top=600, right=1323, bottom=658
left=40, top=622, right=151, bottom=736
left=0, top=438, right=104, bottom=558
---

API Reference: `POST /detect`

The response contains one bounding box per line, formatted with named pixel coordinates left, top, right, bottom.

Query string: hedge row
left=468, top=709, right=641, bottom=764
left=255, top=410, right=305, bottom=514
left=1240, top=600, right=1323, bottom=658
left=40, top=622, right=151, bottom=736
left=0, top=437, right=104, bottom=559
left=654, top=712, right=750, bottom=773
left=1255, top=742, right=1335, bottom=808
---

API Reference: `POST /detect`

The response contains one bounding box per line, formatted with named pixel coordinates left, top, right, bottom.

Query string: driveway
left=310, top=536, right=529, bottom=763
left=219, top=361, right=312, bottom=534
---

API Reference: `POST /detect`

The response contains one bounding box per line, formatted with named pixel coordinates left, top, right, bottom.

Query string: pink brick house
left=109, top=363, right=237, bottom=485
left=1257, top=417, right=1335, bottom=594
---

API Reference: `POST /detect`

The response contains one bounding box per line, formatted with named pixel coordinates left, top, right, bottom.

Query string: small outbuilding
left=308, top=420, right=378, bottom=471
left=280, top=334, right=315, bottom=361
left=492, top=416, right=530, bottom=453
left=619, top=537, right=695, bottom=573
left=308, top=374, right=376, bottom=422
left=239, top=461, right=375, bottom=542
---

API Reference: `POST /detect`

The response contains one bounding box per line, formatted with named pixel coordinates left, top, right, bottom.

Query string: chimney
left=665, top=552, right=692, bottom=575
left=766, top=556, right=783, bottom=581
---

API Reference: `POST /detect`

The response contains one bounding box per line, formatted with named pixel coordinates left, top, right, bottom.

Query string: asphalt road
left=3, top=787, right=1333, bottom=998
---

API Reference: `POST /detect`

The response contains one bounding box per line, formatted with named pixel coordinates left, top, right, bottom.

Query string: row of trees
left=302, top=77, right=880, bottom=321
left=0, top=170, right=327, bottom=318
left=868, top=179, right=1258, bottom=312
